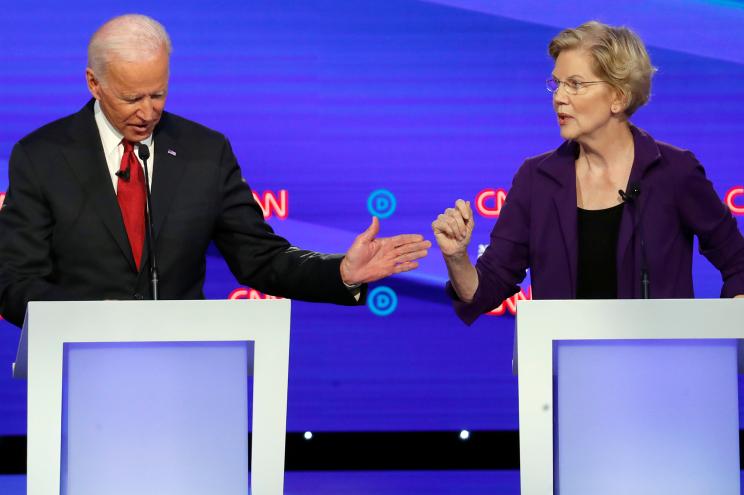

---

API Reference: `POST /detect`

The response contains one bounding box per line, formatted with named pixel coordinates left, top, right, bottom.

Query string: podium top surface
left=512, top=299, right=744, bottom=375
left=13, top=299, right=291, bottom=379
left=515, top=298, right=744, bottom=340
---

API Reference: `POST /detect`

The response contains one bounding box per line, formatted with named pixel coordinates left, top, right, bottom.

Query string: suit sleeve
left=447, top=161, right=532, bottom=324
left=212, top=138, right=364, bottom=305
left=676, top=152, right=744, bottom=297
left=0, top=143, right=78, bottom=327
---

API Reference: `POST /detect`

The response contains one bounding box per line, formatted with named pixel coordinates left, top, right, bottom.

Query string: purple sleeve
left=448, top=161, right=532, bottom=325
left=676, top=152, right=744, bottom=297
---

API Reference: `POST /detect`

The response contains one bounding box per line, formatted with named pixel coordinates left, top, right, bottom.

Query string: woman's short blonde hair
left=548, top=21, right=656, bottom=117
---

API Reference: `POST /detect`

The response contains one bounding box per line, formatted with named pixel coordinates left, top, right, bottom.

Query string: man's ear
left=86, top=68, right=101, bottom=100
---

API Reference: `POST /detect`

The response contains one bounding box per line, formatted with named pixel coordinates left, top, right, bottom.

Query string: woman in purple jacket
left=433, top=21, right=744, bottom=325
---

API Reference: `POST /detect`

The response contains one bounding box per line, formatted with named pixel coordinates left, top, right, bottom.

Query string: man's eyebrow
left=120, top=91, right=165, bottom=100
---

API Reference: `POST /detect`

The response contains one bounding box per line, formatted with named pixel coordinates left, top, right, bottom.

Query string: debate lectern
left=515, top=299, right=744, bottom=495
left=13, top=299, right=291, bottom=495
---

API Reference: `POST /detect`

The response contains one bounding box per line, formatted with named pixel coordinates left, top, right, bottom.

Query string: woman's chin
left=559, top=127, right=576, bottom=140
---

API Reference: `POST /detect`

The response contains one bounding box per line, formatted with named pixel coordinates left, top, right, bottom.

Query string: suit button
left=133, top=293, right=144, bottom=300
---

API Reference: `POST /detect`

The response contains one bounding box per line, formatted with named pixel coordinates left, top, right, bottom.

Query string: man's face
left=86, top=47, right=169, bottom=142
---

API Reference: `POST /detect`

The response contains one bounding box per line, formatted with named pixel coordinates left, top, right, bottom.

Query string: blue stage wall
left=1, top=0, right=743, bottom=434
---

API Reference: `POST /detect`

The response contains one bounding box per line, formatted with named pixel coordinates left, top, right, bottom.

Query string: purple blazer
left=450, top=126, right=744, bottom=325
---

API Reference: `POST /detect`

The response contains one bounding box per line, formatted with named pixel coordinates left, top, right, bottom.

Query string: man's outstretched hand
left=340, top=217, right=431, bottom=285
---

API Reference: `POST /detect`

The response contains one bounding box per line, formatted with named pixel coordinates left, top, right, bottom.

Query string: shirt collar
left=93, top=100, right=154, bottom=153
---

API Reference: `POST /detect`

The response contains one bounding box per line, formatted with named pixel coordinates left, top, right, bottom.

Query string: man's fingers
left=392, top=239, right=431, bottom=255
left=389, top=233, right=426, bottom=246
left=393, top=261, right=419, bottom=273
left=395, top=249, right=428, bottom=263
left=359, top=216, right=380, bottom=242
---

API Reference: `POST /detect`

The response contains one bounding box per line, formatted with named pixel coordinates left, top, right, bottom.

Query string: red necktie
left=117, top=140, right=146, bottom=270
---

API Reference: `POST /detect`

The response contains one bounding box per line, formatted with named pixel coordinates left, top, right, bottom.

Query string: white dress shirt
left=93, top=100, right=154, bottom=193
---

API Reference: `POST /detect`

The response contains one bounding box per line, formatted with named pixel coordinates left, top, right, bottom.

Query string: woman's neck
left=577, top=121, right=634, bottom=172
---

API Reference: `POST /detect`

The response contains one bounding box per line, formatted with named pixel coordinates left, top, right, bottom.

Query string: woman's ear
left=611, top=89, right=628, bottom=115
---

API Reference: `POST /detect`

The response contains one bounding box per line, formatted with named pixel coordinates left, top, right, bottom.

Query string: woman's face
left=551, top=49, right=622, bottom=143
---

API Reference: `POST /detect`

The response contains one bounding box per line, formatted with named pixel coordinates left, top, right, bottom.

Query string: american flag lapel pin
left=167, top=149, right=177, bottom=156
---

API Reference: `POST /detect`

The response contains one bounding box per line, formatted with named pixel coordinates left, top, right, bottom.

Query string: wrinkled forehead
left=103, top=51, right=170, bottom=92
left=104, top=43, right=170, bottom=69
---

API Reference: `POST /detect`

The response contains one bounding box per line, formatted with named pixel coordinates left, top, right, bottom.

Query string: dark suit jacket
left=450, top=126, right=744, bottom=324
left=0, top=100, right=362, bottom=327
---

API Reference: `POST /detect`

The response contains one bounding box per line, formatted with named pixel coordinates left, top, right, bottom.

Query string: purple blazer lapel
left=538, top=142, right=579, bottom=297
left=616, top=126, right=662, bottom=282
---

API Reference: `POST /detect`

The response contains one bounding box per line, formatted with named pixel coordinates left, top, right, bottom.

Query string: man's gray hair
left=87, top=14, right=172, bottom=81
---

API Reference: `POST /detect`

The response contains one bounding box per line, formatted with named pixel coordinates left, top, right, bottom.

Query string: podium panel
left=15, top=300, right=290, bottom=495
left=61, top=341, right=253, bottom=495
left=515, top=299, right=744, bottom=495
left=556, top=340, right=739, bottom=495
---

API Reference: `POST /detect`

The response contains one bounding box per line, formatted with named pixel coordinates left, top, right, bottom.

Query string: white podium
left=13, top=299, right=291, bottom=495
left=515, top=299, right=744, bottom=495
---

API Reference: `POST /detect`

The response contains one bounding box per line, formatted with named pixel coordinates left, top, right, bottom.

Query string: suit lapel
left=616, top=126, right=661, bottom=271
left=538, top=143, right=578, bottom=296
left=150, top=116, right=186, bottom=241
left=134, top=113, right=188, bottom=280
left=62, top=101, right=136, bottom=270
left=138, top=122, right=185, bottom=275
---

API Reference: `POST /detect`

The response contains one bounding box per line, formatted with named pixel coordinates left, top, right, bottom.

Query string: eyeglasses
left=546, top=77, right=608, bottom=95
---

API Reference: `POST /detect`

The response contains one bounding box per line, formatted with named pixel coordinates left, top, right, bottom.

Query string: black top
left=576, top=203, right=624, bottom=299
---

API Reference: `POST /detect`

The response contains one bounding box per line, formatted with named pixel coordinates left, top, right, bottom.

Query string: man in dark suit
left=0, top=14, right=430, bottom=327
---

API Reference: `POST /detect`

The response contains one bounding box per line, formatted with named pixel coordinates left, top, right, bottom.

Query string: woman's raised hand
left=432, top=199, right=475, bottom=258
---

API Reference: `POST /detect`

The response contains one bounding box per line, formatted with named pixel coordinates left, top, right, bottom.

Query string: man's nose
left=137, top=98, right=156, bottom=122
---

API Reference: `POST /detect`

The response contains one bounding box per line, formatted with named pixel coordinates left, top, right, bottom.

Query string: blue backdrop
left=1, top=0, right=743, bottom=435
